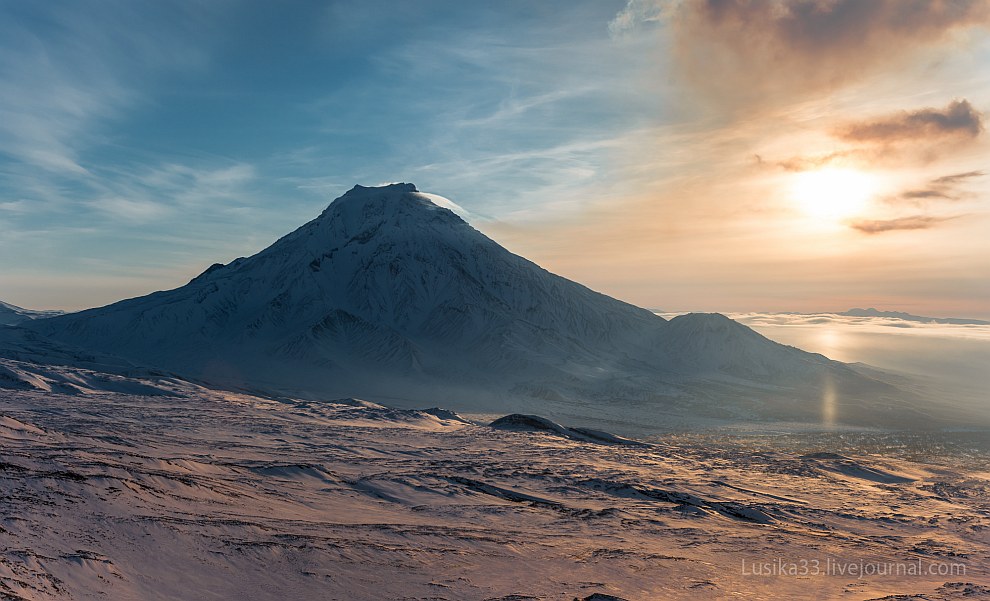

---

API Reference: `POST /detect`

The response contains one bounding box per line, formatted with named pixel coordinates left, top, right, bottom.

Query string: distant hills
left=0, top=301, right=63, bottom=326
left=840, top=307, right=989, bottom=326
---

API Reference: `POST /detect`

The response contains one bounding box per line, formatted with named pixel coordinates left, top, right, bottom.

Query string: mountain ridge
left=840, top=307, right=990, bottom=326
left=0, top=300, right=64, bottom=326
left=25, top=183, right=943, bottom=429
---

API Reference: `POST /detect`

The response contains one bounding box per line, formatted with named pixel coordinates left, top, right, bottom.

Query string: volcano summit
left=31, top=183, right=934, bottom=429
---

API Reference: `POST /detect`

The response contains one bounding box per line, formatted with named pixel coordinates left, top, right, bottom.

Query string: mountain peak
left=300, top=182, right=470, bottom=253
left=332, top=182, right=421, bottom=210
left=348, top=182, right=418, bottom=194
left=314, top=182, right=455, bottom=227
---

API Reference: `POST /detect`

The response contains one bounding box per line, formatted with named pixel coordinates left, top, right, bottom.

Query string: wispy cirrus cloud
left=770, top=150, right=856, bottom=173
left=932, top=170, right=986, bottom=185
left=608, top=0, right=665, bottom=37
left=849, top=215, right=948, bottom=234
left=0, top=2, right=212, bottom=180
left=840, top=159, right=982, bottom=237
left=304, top=8, right=652, bottom=221
left=890, top=170, right=985, bottom=205
left=84, top=162, right=258, bottom=223
left=88, top=196, right=170, bottom=223
left=839, top=168, right=982, bottom=235
left=0, top=2, right=290, bottom=307
left=900, top=189, right=953, bottom=201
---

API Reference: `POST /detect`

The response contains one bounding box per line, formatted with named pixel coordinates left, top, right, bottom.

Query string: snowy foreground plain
left=1, top=359, right=988, bottom=600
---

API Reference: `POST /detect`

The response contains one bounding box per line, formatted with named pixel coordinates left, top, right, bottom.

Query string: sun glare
left=790, top=168, right=878, bottom=221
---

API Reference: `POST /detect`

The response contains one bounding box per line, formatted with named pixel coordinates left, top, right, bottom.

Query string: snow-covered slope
left=28, top=183, right=930, bottom=427
left=0, top=300, right=63, bottom=326
left=1, top=371, right=988, bottom=600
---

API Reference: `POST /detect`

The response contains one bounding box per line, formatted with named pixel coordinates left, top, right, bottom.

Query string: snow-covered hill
left=28, top=183, right=939, bottom=428
left=0, top=300, right=63, bottom=326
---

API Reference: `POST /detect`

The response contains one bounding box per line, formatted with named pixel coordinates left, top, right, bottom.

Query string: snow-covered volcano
left=30, top=183, right=924, bottom=427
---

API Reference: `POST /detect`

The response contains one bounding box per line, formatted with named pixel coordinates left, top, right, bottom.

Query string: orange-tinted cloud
left=932, top=170, right=986, bottom=185
left=835, top=100, right=983, bottom=143
left=772, top=151, right=852, bottom=172
left=768, top=102, right=985, bottom=172
left=667, top=0, right=990, bottom=110
left=890, top=170, right=985, bottom=205
left=900, top=189, right=953, bottom=200
left=849, top=215, right=946, bottom=234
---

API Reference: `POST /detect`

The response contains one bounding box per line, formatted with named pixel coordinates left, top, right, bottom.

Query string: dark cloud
left=932, top=170, right=986, bottom=185
left=834, top=100, right=984, bottom=143
left=900, top=189, right=953, bottom=200
left=766, top=105, right=984, bottom=172
left=889, top=170, right=984, bottom=205
left=849, top=215, right=945, bottom=234
left=668, top=0, right=989, bottom=109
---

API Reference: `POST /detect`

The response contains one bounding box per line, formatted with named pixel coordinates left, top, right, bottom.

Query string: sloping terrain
left=0, top=301, right=62, bottom=326
left=0, top=363, right=987, bottom=600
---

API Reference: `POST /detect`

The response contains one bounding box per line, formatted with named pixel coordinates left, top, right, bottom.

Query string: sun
left=789, top=168, right=878, bottom=221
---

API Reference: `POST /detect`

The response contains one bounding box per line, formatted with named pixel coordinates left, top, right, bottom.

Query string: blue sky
left=0, top=1, right=653, bottom=307
left=2, top=1, right=989, bottom=317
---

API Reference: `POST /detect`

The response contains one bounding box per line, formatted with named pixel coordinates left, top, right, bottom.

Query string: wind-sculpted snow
left=24, top=183, right=952, bottom=429
left=489, top=414, right=651, bottom=446
left=0, top=367, right=988, bottom=600
left=0, top=358, right=177, bottom=396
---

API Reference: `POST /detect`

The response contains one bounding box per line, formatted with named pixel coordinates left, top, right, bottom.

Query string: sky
left=1, top=0, right=988, bottom=318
